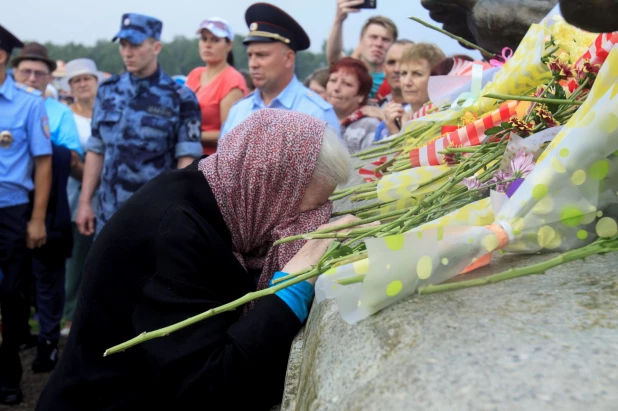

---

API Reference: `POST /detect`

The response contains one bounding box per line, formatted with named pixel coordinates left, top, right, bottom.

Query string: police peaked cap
left=243, top=3, right=310, bottom=52
left=0, top=25, right=24, bottom=55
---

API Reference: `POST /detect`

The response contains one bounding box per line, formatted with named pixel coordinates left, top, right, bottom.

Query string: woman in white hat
left=61, top=58, right=104, bottom=337
left=185, top=17, right=247, bottom=156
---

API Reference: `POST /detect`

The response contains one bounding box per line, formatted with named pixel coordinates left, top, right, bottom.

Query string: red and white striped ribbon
left=409, top=101, right=518, bottom=168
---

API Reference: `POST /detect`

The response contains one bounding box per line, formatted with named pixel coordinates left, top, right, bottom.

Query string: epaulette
left=239, top=90, right=255, bottom=101
left=99, top=74, right=121, bottom=87
left=303, top=88, right=331, bottom=110
left=14, top=82, right=42, bottom=96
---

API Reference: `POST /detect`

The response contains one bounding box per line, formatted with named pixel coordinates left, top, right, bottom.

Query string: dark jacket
left=36, top=161, right=302, bottom=411
left=28, top=143, right=73, bottom=257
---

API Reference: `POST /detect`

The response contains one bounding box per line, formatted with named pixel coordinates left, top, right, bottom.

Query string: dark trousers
left=63, top=223, right=92, bottom=321
left=27, top=242, right=66, bottom=342
left=0, top=204, right=31, bottom=385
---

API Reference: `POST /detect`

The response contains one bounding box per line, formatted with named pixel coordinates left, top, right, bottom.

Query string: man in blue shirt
left=0, top=25, right=52, bottom=406
left=326, top=1, right=398, bottom=99
left=11, top=42, right=83, bottom=375
left=76, top=13, right=203, bottom=237
left=220, top=3, right=340, bottom=138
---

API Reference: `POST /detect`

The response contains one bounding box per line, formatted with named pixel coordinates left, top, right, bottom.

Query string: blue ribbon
left=450, top=63, right=484, bottom=110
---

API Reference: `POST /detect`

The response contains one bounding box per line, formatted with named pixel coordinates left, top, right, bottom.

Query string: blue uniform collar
left=129, top=65, right=163, bottom=87
left=0, top=72, right=15, bottom=101
left=252, top=75, right=300, bottom=109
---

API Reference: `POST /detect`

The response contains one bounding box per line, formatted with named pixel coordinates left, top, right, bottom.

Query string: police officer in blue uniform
left=12, top=42, right=83, bottom=375
left=76, top=13, right=203, bottom=237
left=220, top=2, right=340, bottom=138
left=0, top=24, right=53, bottom=406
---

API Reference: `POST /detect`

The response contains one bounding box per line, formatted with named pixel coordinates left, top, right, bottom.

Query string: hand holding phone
left=352, top=0, right=377, bottom=9
left=335, top=0, right=364, bottom=22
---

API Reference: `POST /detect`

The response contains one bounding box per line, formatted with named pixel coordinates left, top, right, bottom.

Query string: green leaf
left=316, top=242, right=354, bottom=270
left=484, top=126, right=503, bottom=136
left=500, top=122, right=512, bottom=129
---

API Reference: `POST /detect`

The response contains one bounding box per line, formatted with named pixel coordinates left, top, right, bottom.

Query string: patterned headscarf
left=198, top=109, right=332, bottom=292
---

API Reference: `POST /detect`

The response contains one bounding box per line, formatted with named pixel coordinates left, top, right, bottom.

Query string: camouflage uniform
left=86, top=13, right=202, bottom=235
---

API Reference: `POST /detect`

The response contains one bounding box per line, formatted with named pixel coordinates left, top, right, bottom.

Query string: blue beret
left=112, top=13, right=163, bottom=45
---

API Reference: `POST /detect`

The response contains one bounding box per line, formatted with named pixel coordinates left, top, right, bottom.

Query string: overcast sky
left=3, top=0, right=481, bottom=59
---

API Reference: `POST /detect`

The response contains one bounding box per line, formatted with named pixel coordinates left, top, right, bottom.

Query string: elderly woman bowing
left=326, top=57, right=380, bottom=154
left=36, top=109, right=353, bottom=411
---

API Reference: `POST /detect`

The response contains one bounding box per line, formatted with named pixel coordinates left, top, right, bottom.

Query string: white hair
left=313, top=126, right=351, bottom=186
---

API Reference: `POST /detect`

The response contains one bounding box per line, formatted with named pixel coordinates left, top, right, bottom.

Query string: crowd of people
left=0, top=1, right=487, bottom=408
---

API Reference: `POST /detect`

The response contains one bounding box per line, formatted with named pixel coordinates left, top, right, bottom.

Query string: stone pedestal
left=281, top=251, right=618, bottom=410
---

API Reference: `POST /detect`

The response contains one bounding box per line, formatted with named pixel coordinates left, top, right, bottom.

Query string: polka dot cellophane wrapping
left=476, top=24, right=553, bottom=114
left=316, top=46, right=618, bottom=324
left=499, top=128, right=563, bottom=171
left=315, top=197, right=497, bottom=323
left=377, top=165, right=452, bottom=204
left=398, top=24, right=555, bottom=136
left=500, top=45, right=618, bottom=253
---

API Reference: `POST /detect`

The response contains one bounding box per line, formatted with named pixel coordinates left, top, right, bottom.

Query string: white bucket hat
left=59, top=58, right=105, bottom=92
left=196, top=17, right=234, bottom=41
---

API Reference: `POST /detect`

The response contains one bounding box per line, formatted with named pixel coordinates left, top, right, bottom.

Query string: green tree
left=39, top=35, right=327, bottom=79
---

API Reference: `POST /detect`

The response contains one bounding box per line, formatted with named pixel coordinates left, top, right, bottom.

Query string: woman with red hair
left=326, top=57, right=380, bottom=154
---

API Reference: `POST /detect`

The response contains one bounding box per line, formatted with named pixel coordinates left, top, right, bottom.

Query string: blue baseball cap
left=112, top=13, right=163, bottom=45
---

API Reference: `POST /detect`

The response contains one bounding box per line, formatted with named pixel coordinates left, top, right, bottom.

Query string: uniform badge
left=186, top=118, right=201, bottom=141
left=41, top=116, right=51, bottom=138
left=124, top=18, right=131, bottom=26
left=0, top=130, right=13, bottom=149
left=249, top=22, right=258, bottom=31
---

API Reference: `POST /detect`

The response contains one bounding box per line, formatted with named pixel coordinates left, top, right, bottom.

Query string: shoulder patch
left=303, top=88, right=332, bottom=110
left=14, top=82, right=42, bottom=96
left=41, top=115, right=51, bottom=138
left=176, top=85, right=194, bottom=100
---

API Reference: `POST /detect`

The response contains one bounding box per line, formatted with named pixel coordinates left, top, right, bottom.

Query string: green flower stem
left=332, top=200, right=387, bottom=217
left=351, top=191, right=379, bottom=202
left=332, top=181, right=376, bottom=196
left=568, top=77, right=590, bottom=101
left=484, top=93, right=583, bottom=106
left=375, top=157, right=399, bottom=175
left=525, top=79, right=556, bottom=122
left=337, top=275, right=365, bottom=285
left=283, top=138, right=504, bottom=245
left=408, top=17, right=494, bottom=58
left=336, top=239, right=618, bottom=293
left=274, top=208, right=411, bottom=245
left=352, top=124, right=432, bottom=158
left=104, top=266, right=323, bottom=356
left=542, top=46, right=560, bottom=60
left=359, top=147, right=402, bottom=160
left=299, top=230, right=378, bottom=241
left=272, top=252, right=368, bottom=285
left=418, top=239, right=618, bottom=295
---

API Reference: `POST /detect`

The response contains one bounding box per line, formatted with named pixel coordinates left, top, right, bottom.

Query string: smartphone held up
left=353, top=0, right=377, bottom=9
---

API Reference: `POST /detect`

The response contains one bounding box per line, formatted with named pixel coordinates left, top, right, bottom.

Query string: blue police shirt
left=220, top=76, right=340, bottom=138
left=44, top=97, right=82, bottom=155
left=0, top=75, right=52, bottom=208
left=87, top=67, right=202, bottom=233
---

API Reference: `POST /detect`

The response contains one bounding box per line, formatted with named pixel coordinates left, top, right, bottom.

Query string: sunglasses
left=200, top=20, right=228, bottom=31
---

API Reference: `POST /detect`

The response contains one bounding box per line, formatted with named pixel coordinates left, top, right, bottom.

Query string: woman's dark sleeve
left=133, top=205, right=302, bottom=409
